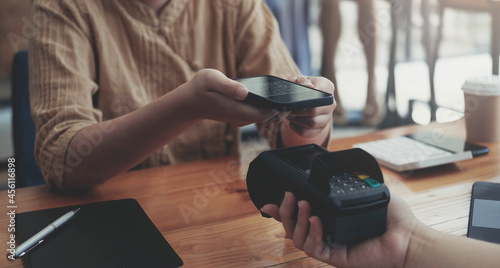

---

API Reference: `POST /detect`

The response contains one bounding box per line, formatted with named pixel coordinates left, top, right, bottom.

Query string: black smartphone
left=407, top=132, right=489, bottom=157
left=467, top=181, right=500, bottom=244
left=236, top=75, right=333, bottom=111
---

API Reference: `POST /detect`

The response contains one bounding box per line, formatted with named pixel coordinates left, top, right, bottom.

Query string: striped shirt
left=29, top=0, right=300, bottom=188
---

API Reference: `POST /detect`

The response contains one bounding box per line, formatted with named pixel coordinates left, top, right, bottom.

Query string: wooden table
left=2, top=120, right=499, bottom=267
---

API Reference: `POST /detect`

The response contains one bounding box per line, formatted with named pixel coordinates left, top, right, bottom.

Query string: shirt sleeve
left=234, top=0, right=302, bottom=148
left=235, top=0, right=300, bottom=78
left=29, top=0, right=100, bottom=189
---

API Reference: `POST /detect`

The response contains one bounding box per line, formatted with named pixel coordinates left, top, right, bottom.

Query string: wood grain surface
left=2, top=120, right=499, bottom=267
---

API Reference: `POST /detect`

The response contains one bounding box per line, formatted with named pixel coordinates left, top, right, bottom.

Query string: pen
left=14, top=208, right=80, bottom=259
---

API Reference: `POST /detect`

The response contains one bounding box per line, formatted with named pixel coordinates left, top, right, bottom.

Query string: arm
left=261, top=193, right=500, bottom=268
left=30, top=2, right=278, bottom=189
left=63, top=69, right=278, bottom=189
left=406, top=221, right=500, bottom=268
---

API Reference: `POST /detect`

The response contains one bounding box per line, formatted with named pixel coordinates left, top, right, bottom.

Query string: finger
left=210, top=93, right=279, bottom=123
left=294, top=75, right=316, bottom=88
left=286, top=120, right=325, bottom=138
left=307, top=76, right=335, bottom=94
left=286, top=114, right=331, bottom=130
left=286, top=104, right=335, bottom=123
left=287, top=75, right=299, bottom=83
left=303, top=216, right=332, bottom=263
left=251, top=108, right=280, bottom=124
left=283, top=120, right=329, bottom=138
left=260, top=204, right=281, bottom=222
left=287, top=75, right=316, bottom=88
left=287, top=106, right=331, bottom=117
left=200, top=69, right=248, bottom=100
left=287, top=109, right=320, bottom=118
left=268, top=111, right=291, bottom=124
left=293, top=201, right=312, bottom=250
left=279, top=191, right=297, bottom=239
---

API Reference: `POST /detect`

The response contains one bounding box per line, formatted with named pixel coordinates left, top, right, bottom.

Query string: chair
left=419, top=0, right=500, bottom=121
left=11, top=50, right=45, bottom=187
left=378, top=0, right=416, bottom=128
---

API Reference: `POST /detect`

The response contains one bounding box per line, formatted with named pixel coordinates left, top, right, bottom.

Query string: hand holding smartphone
left=236, top=75, right=333, bottom=111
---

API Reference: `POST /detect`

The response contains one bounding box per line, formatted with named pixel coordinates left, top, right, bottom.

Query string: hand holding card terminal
left=246, top=144, right=390, bottom=244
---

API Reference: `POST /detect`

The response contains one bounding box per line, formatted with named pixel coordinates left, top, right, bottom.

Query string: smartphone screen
left=237, top=75, right=333, bottom=111
left=467, top=181, right=500, bottom=244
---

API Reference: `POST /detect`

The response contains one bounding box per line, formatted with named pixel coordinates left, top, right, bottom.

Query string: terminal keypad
left=329, top=172, right=380, bottom=195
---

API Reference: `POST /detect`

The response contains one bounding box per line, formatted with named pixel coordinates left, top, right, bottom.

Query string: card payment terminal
left=246, top=144, right=390, bottom=244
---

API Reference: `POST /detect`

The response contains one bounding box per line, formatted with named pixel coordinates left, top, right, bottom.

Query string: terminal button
left=358, top=174, right=370, bottom=180
left=364, top=178, right=381, bottom=188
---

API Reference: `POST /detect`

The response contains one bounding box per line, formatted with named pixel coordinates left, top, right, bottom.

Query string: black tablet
left=407, top=132, right=489, bottom=157
left=237, top=75, right=333, bottom=111
left=16, top=199, right=183, bottom=268
left=467, top=182, right=500, bottom=244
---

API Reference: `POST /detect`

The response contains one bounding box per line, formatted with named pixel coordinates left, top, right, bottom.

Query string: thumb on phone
left=196, top=69, right=248, bottom=100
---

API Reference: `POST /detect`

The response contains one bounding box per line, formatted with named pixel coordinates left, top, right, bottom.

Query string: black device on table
left=236, top=75, right=333, bottom=111
left=406, top=132, right=490, bottom=157
left=467, top=181, right=500, bottom=244
left=246, top=144, right=390, bottom=244
left=15, top=199, right=183, bottom=268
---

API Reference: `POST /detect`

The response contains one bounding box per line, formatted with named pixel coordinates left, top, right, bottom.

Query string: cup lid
left=461, top=75, right=500, bottom=96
